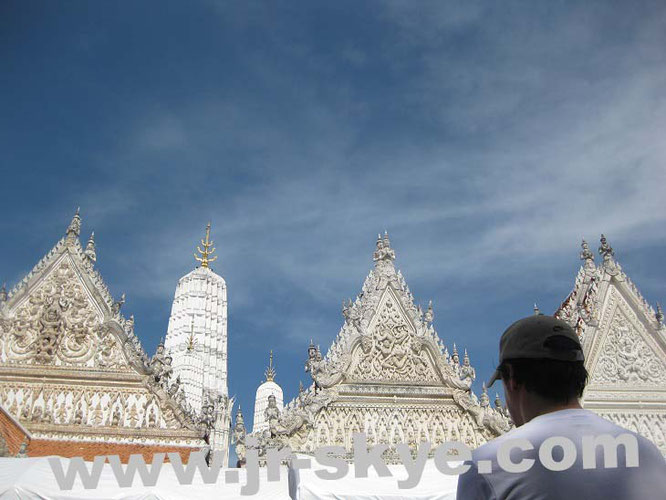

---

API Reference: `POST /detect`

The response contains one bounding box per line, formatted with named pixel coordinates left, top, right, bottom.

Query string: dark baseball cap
left=487, top=315, right=584, bottom=387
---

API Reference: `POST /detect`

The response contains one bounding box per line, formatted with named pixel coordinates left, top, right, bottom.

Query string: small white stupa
left=252, top=351, right=284, bottom=434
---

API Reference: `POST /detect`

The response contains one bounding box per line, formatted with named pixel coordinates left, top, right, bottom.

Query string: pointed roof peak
left=66, top=207, right=82, bottom=240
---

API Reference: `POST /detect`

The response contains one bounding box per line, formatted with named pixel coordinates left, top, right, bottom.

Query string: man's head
left=488, top=315, right=588, bottom=426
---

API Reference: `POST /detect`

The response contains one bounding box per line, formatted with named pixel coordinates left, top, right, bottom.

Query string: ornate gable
left=3, top=252, right=133, bottom=370
left=241, top=233, right=511, bottom=462
left=306, top=233, right=472, bottom=392
left=556, top=236, right=666, bottom=455
left=0, top=211, right=144, bottom=371
left=0, top=211, right=206, bottom=448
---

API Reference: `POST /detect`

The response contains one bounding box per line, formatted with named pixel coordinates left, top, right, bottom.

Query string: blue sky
left=1, top=0, right=666, bottom=433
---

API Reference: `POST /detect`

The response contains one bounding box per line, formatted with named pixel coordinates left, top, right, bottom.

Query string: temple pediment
left=346, top=286, right=441, bottom=385
left=2, top=252, right=133, bottom=371
left=586, top=285, right=666, bottom=389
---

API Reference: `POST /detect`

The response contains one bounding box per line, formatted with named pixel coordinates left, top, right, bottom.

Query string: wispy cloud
left=2, top=0, right=665, bottom=422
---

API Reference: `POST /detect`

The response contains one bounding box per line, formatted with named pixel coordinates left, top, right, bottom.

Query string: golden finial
left=264, top=350, right=276, bottom=382
left=194, top=222, right=218, bottom=268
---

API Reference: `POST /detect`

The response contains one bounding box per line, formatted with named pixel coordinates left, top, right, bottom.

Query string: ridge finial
left=84, top=231, right=97, bottom=263
left=424, top=300, right=434, bottom=323
left=580, top=239, right=594, bottom=262
left=533, top=303, right=541, bottom=316
left=194, top=222, right=218, bottom=269
left=598, top=234, right=615, bottom=262
left=265, top=350, right=276, bottom=382
left=373, top=230, right=395, bottom=263
left=66, top=207, right=81, bottom=240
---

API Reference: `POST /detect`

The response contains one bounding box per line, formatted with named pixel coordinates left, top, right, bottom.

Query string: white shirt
left=456, top=409, right=665, bottom=500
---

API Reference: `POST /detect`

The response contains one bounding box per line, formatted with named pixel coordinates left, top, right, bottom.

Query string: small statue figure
left=580, top=239, right=594, bottom=262
left=150, top=342, right=173, bottom=387
left=598, top=234, right=614, bottom=261
left=459, top=349, right=476, bottom=386
left=111, top=406, right=122, bottom=426
left=21, top=402, right=32, bottom=420
left=169, top=376, right=181, bottom=397
left=30, top=405, right=43, bottom=423
left=233, top=409, right=247, bottom=461
left=201, top=403, right=215, bottom=430
left=424, top=300, right=434, bottom=324
left=264, top=395, right=281, bottom=437
left=111, top=293, right=126, bottom=316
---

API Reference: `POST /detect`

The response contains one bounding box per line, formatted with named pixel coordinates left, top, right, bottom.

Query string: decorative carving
left=3, top=259, right=105, bottom=367
left=596, top=412, right=666, bottom=455
left=350, top=295, right=438, bottom=384
left=150, top=342, right=173, bottom=387
left=305, top=342, right=344, bottom=390
left=592, top=312, right=666, bottom=386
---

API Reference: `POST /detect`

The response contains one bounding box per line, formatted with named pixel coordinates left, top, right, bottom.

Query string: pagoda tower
left=252, top=351, right=284, bottom=434
left=165, top=223, right=228, bottom=413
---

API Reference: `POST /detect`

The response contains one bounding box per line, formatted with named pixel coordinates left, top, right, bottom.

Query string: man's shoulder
left=473, top=408, right=664, bottom=463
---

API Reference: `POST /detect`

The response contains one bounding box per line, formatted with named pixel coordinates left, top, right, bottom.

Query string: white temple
left=164, top=223, right=233, bottom=463
left=252, top=351, right=284, bottom=434
left=237, top=232, right=511, bottom=463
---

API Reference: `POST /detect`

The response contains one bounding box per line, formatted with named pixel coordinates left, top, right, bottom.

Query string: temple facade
left=237, top=233, right=511, bottom=463
left=0, top=212, right=663, bottom=465
left=556, top=236, right=666, bottom=454
left=0, top=212, right=232, bottom=463
left=238, top=233, right=666, bottom=461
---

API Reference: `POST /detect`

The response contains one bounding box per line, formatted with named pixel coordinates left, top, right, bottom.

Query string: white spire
left=252, top=350, right=283, bottom=434
left=164, top=225, right=228, bottom=415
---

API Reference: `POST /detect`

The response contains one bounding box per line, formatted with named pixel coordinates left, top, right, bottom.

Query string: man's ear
left=504, top=363, right=521, bottom=391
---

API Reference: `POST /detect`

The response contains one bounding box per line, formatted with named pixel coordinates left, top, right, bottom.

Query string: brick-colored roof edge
left=26, top=439, right=204, bottom=463
left=0, top=404, right=31, bottom=439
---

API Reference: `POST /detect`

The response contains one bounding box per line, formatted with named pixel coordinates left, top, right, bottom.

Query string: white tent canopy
left=0, top=456, right=459, bottom=499
left=0, top=457, right=289, bottom=500
left=288, top=457, right=459, bottom=500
